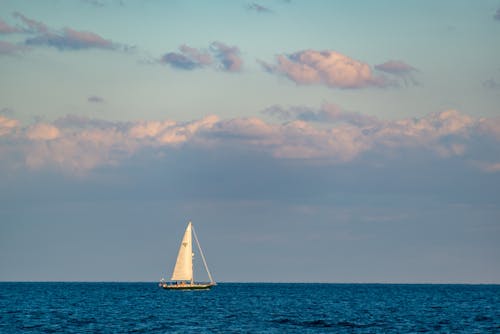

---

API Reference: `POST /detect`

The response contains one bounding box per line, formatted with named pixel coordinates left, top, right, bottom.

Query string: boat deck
left=160, top=283, right=215, bottom=290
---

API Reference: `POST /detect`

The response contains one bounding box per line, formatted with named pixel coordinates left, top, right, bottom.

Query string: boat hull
left=160, top=283, right=215, bottom=290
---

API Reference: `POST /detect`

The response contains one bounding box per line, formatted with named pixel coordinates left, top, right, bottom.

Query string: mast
left=192, top=224, right=215, bottom=284
left=190, top=222, right=194, bottom=285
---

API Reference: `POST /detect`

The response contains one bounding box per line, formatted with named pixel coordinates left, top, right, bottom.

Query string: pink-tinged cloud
left=63, top=28, right=113, bottom=48
left=476, top=161, right=500, bottom=173
left=179, top=45, right=213, bottom=65
left=12, top=12, right=49, bottom=34
left=128, top=115, right=219, bottom=145
left=211, top=41, right=243, bottom=72
left=26, top=27, right=114, bottom=50
left=263, top=50, right=384, bottom=89
left=1, top=110, right=499, bottom=174
left=375, top=60, right=418, bottom=86
left=26, top=123, right=60, bottom=140
left=0, top=115, right=19, bottom=136
left=161, top=45, right=212, bottom=70
left=0, top=19, right=20, bottom=34
left=162, top=42, right=242, bottom=72
left=11, top=12, right=120, bottom=51
left=0, top=40, right=28, bottom=56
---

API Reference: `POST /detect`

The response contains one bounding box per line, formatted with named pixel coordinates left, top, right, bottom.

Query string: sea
left=0, top=283, right=499, bottom=333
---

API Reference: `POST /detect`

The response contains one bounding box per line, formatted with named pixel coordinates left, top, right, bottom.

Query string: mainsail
left=170, top=222, right=193, bottom=281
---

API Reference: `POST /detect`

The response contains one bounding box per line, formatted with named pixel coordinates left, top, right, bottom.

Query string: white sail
left=170, top=222, right=193, bottom=281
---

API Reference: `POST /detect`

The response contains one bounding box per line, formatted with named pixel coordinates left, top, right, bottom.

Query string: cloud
left=247, top=3, right=273, bottom=13
left=210, top=41, right=243, bottom=72
left=0, top=107, right=15, bottom=116
left=11, top=12, right=121, bottom=51
left=81, top=0, right=105, bottom=7
left=26, top=123, right=60, bottom=140
left=1, top=109, right=499, bottom=175
left=25, top=27, right=114, bottom=50
left=162, top=42, right=242, bottom=72
left=0, top=18, right=21, bottom=34
left=161, top=45, right=212, bottom=70
left=482, top=78, right=500, bottom=89
left=261, top=50, right=385, bottom=89
left=494, top=9, right=500, bottom=21
left=80, top=0, right=125, bottom=7
left=474, top=161, right=500, bottom=173
left=88, top=95, right=105, bottom=103
left=12, top=12, right=49, bottom=34
left=375, top=60, right=419, bottom=86
left=0, top=115, right=19, bottom=136
left=263, top=104, right=379, bottom=127
left=0, top=40, right=28, bottom=56
left=179, top=45, right=212, bottom=65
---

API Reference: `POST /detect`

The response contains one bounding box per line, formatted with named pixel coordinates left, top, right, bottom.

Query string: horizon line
left=1, top=280, right=499, bottom=285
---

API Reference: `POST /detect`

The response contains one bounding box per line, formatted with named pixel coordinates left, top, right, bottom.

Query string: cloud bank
left=1, top=109, right=499, bottom=175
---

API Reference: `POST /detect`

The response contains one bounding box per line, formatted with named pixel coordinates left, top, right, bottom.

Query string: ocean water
left=0, top=283, right=499, bottom=333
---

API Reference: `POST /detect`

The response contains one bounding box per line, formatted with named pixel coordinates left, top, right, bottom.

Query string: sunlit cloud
left=1, top=110, right=499, bottom=175
left=261, top=50, right=385, bottom=89
left=0, top=115, right=19, bottom=136
left=26, top=123, right=60, bottom=141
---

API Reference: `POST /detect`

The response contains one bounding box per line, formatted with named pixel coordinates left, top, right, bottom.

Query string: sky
left=1, top=0, right=499, bottom=283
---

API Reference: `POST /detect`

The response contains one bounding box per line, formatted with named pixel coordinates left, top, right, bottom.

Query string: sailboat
left=159, top=221, right=216, bottom=290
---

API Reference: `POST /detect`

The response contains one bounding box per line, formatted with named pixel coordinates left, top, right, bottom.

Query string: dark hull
left=160, top=283, right=215, bottom=290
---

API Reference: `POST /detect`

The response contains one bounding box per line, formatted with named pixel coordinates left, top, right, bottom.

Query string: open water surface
left=0, top=282, right=499, bottom=333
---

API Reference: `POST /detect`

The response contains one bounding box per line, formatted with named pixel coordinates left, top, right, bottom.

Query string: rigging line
left=192, top=225, right=215, bottom=284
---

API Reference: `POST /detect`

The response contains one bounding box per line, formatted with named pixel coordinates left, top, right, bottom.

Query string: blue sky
left=1, top=0, right=499, bottom=283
